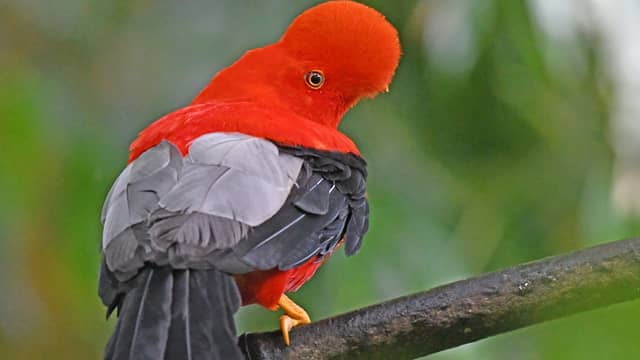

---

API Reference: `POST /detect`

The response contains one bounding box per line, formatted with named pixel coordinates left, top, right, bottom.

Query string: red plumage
left=101, top=1, right=401, bottom=356
left=234, top=256, right=326, bottom=310
left=126, top=1, right=401, bottom=310
left=129, top=101, right=360, bottom=163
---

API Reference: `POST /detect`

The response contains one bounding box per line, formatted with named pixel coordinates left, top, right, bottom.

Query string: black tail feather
left=103, top=265, right=242, bottom=360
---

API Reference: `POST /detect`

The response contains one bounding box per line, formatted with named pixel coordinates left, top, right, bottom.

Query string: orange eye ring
left=304, top=70, right=325, bottom=89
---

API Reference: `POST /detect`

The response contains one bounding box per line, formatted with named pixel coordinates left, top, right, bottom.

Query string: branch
left=239, top=238, right=640, bottom=359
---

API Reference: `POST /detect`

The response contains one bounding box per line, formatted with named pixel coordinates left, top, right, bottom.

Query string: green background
left=2, top=1, right=640, bottom=359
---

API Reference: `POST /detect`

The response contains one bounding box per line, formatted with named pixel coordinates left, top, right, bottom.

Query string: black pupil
left=309, top=72, right=322, bottom=85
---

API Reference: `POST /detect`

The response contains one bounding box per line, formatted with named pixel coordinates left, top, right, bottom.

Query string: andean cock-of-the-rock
left=99, top=1, right=401, bottom=359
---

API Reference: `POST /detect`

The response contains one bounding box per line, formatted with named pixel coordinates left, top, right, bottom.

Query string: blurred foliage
left=2, top=0, right=640, bottom=359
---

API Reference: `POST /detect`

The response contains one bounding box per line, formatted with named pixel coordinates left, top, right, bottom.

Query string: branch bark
left=238, top=238, right=640, bottom=359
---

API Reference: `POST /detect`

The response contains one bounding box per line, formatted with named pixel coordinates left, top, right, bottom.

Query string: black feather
left=106, top=269, right=151, bottom=359
left=102, top=265, right=242, bottom=360
left=164, top=270, right=189, bottom=359
left=129, top=267, right=173, bottom=359
left=233, top=146, right=369, bottom=270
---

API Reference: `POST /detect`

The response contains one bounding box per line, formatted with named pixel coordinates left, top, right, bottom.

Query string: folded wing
left=101, top=132, right=368, bottom=282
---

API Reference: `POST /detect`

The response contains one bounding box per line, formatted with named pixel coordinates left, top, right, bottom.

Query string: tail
left=101, top=265, right=243, bottom=360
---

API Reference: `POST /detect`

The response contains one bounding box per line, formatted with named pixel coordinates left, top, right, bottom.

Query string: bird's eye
left=304, top=70, right=325, bottom=89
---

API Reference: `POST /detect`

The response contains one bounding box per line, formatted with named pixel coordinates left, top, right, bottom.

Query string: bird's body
left=99, top=1, right=401, bottom=359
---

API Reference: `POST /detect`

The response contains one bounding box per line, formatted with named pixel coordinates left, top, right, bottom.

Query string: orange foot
left=277, top=294, right=311, bottom=346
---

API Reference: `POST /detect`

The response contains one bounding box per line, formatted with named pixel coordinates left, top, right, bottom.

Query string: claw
left=277, top=294, right=311, bottom=346
left=279, top=315, right=296, bottom=346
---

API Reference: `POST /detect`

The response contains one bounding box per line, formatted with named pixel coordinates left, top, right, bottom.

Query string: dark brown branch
left=239, top=238, right=640, bottom=359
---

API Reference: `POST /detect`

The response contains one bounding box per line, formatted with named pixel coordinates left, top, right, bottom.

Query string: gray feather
left=149, top=210, right=249, bottom=269
left=231, top=151, right=369, bottom=271
left=101, top=165, right=132, bottom=223
left=102, top=133, right=302, bottom=275
left=145, top=133, right=302, bottom=269
left=104, top=228, right=141, bottom=276
left=188, top=132, right=301, bottom=186
left=293, top=178, right=331, bottom=215
left=102, top=142, right=183, bottom=274
left=160, top=133, right=303, bottom=226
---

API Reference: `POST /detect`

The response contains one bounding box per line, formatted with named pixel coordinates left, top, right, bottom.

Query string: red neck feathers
left=128, top=101, right=359, bottom=163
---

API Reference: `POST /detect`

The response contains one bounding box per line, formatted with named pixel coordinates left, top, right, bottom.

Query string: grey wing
left=101, top=133, right=303, bottom=281
left=233, top=149, right=369, bottom=271
left=101, top=132, right=369, bottom=284
left=101, top=141, right=183, bottom=277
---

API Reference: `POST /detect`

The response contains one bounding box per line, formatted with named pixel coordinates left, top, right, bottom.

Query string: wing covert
left=101, top=133, right=303, bottom=279
left=232, top=147, right=369, bottom=271
left=100, top=133, right=368, bottom=281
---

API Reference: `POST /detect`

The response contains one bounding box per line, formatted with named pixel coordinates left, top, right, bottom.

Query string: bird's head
left=193, top=1, right=401, bottom=128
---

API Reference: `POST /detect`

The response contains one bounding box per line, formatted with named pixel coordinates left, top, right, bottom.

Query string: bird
left=98, top=1, right=401, bottom=359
